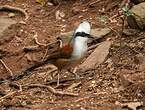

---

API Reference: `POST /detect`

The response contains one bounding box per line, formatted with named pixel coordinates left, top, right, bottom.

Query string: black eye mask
left=74, top=32, right=93, bottom=38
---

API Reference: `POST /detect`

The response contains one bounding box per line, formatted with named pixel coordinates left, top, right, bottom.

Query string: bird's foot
left=67, top=68, right=80, bottom=79
left=73, top=72, right=80, bottom=79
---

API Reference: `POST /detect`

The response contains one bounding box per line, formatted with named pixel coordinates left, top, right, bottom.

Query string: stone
left=123, top=29, right=140, bottom=36
left=79, top=41, right=111, bottom=70
left=130, top=2, right=145, bottom=29
left=0, top=17, right=17, bottom=44
left=0, top=17, right=16, bottom=37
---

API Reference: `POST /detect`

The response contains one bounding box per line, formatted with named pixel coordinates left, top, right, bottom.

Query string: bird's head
left=70, top=21, right=93, bottom=59
left=72, top=20, right=93, bottom=44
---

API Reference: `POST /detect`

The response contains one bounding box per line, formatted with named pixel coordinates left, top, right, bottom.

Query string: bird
left=46, top=20, right=93, bottom=85
left=1, top=20, right=93, bottom=85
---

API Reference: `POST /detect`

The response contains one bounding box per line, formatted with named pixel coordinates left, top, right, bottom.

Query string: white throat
left=71, top=20, right=91, bottom=60
left=71, top=36, right=88, bottom=60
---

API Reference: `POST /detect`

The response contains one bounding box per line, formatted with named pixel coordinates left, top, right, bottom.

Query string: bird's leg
left=73, top=67, right=78, bottom=73
left=68, top=67, right=79, bottom=79
left=57, top=70, right=60, bottom=86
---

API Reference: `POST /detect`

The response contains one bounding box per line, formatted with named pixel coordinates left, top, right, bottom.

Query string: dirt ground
left=0, top=0, right=145, bottom=110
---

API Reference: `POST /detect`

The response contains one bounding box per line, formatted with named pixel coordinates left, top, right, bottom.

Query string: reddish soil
left=0, top=0, right=145, bottom=110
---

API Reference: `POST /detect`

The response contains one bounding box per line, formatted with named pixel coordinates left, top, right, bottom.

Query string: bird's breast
left=71, top=44, right=87, bottom=60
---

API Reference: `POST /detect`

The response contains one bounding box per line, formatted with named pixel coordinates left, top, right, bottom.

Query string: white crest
left=74, top=21, right=91, bottom=34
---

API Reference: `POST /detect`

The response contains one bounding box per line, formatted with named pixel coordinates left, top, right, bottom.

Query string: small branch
left=23, top=84, right=78, bottom=96
left=33, top=33, right=61, bottom=48
left=33, top=33, right=49, bottom=46
left=46, top=77, right=84, bottom=85
left=0, top=91, right=17, bottom=102
left=23, top=45, right=40, bottom=52
left=133, top=36, right=145, bottom=42
left=42, top=46, right=49, bottom=60
left=121, top=16, right=126, bottom=37
left=0, top=5, right=29, bottom=20
left=0, top=59, right=13, bottom=76
left=108, top=26, right=122, bottom=38
left=43, top=4, right=60, bottom=18
left=103, top=24, right=122, bottom=40
left=88, top=0, right=101, bottom=6
left=0, top=83, right=22, bottom=102
left=66, top=82, right=81, bottom=91
left=82, top=0, right=101, bottom=7
left=0, top=83, right=77, bottom=103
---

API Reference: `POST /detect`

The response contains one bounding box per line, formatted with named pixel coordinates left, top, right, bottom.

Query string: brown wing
left=43, top=43, right=73, bottom=63
left=59, top=44, right=73, bottom=58
left=24, top=43, right=73, bottom=72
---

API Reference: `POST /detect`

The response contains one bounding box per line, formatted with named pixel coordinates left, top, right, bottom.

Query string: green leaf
left=122, top=5, right=134, bottom=16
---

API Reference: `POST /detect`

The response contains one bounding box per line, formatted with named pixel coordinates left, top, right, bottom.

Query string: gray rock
left=130, top=2, right=145, bottom=29
left=91, top=28, right=111, bottom=38
left=79, top=41, right=111, bottom=70
left=123, top=29, right=140, bottom=36
left=0, top=17, right=16, bottom=37
left=0, top=17, right=17, bottom=45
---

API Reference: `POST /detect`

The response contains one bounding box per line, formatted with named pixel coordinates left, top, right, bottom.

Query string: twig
left=23, top=45, right=40, bottom=52
left=23, top=84, right=78, bottom=96
left=0, top=5, right=29, bottom=20
left=133, top=36, right=145, bottom=42
left=33, top=33, right=48, bottom=46
left=0, top=83, right=77, bottom=103
left=100, top=22, right=121, bottom=38
left=66, top=82, right=81, bottom=91
left=109, top=14, right=120, bottom=21
left=0, top=91, right=17, bottom=102
left=87, top=0, right=101, bottom=6
left=0, top=83, right=22, bottom=102
left=0, top=59, right=13, bottom=76
left=121, top=16, right=126, bottom=37
left=82, top=0, right=101, bottom=7
left=33, top=33, right=61, bottom=47
left=105, top=0, right=120, bottom=11
left=43, top=4, right=60, bottom=18
left=108, top=26, right=121, bottom=38
left=46, top=77, right=84, bottom=85
left=42, top=46, right=49, bottom=60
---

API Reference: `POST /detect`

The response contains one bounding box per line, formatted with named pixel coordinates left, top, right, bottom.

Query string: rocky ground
left=0, top=0, right=145, bottom=110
